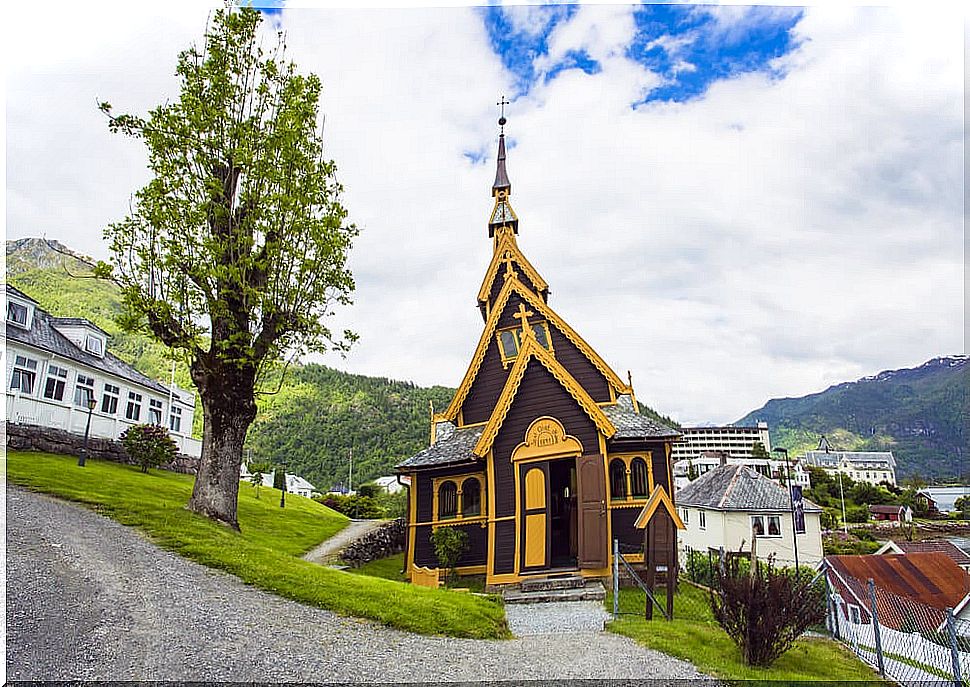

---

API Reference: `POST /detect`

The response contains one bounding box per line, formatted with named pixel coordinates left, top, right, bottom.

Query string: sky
left=4, top=2, right=965, bottom=426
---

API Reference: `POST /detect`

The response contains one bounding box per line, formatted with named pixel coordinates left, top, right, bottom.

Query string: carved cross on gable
left=501, top=251, right=517, bottom=280
left=513, top=303, right=536, bottom=340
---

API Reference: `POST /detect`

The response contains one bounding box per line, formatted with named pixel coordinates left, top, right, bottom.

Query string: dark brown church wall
left=461, top=343, right=508, bottom=425
left=487, top=270, right=542, bottom=308
left=547, top=328, right=612, bottom=403
left=492, top=359, right=599, bottom=519
left=415, top=473, right=433, bottom=522
left=611, top=507, right=643, bottom=553
left=494, top=520, right=516, bottom=573
left=497, top=293, right=529, bottom=329
left=413, top=523, right=487, bottom=568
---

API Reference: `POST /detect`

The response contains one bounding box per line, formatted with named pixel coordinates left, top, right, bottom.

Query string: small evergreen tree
left=248, top=460, right=273, bottom=498
left=120, top=424, right=178, bottom=473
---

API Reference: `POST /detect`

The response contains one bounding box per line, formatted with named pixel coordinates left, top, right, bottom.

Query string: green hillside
left=737, top=357, right=969, bottom=480
left=7, top=238, right=677, bottom=491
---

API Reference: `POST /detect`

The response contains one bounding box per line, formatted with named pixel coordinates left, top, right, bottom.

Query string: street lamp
left=279, top=460, right=287, bottom=509
left=773, top=447, right=800, bottom=572
left=77, top=395, right=98, bottom=467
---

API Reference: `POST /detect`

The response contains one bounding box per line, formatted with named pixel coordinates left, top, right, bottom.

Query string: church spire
left=488, top=96, right=517, bottom=238
left=492, top=96, right=512, bottom=197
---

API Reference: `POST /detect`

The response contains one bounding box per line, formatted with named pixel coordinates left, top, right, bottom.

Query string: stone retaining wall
left=5, top=422, right=199, bottom=474
left=340, top=518, right=407, bottom=567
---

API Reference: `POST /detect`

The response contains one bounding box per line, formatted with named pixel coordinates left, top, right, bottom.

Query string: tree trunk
left=187, top=361, right=257, bottom=529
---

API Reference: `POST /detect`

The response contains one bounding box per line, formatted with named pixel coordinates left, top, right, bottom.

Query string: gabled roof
left=395, top=421, right=483, bottom=470
left=634, top=486, right=685, bottom=530
left=51, top=316, right=110, bottom=337
left=603, top=395, right=680, bottom=440
left=826, top=553, right=970, bottom=612
left=473, top=336, right=616, bottom=457
left=7, top=284, right=38, bottom=304
left=876, top=540, right=970, bottom=568
left=676, top=463, right=822, bottom=512
left=868, top=504, right=905, bottom=515
left=444, top=275, right=627, bottom=422
left=476, top=233, right=548, bottom=304
left=5, top=285, right=169, bottom=395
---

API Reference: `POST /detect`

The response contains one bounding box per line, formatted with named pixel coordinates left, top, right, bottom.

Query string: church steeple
left=488, top=97, right=518, bottom=238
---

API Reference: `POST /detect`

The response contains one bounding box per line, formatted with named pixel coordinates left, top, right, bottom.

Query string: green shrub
left=120, top=424, right=178, bottom=473
left=248, top=460, right=273, bottom=498
left=431, top=527, right=468, bottom=582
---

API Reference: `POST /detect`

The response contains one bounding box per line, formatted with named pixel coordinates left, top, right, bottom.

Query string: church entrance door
left=549, top=458, right=578, bottom=568
left=577, top=453, right=608, bottom=568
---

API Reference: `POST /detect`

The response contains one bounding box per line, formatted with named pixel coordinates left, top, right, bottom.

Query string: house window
left=7, top=301, right=28, bottom=327
left=10, top=355, right=38, bottom=394
left=148, top=399, right=164, bottom=425
left=85, top=335, right=104, bottom=356
left=438, top=481, right=458, bottom=520
left=73, top=374, right=95, bottom=407
left=848, top=604, right=862, bottom=624
left=125, top=392, right=142, bottom=421
left=698, top=510, right=706, bottom=530
left=461, top=477, right=481, bottom=517
left=169, top=406, right=182, bottom=432
left=495, top=321, right=554, bottom=363
left=630, top=457, right=649, bottom=498
left=102, top=384, right=119, bottom=414
left=610, top=459, right=627, bottom=500
left=681, top=508, right=689, bottom=524
left=752, top=515, right=782, bottom=537
left=43, top=364, right=69, bottom=401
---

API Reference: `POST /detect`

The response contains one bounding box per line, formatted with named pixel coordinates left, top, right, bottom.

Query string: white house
left=673, top=451, right=811, bottom=491
left=5, top=285, right=200, bottom=457
left=239, top=464, right=318, bottom=498
left=677, top=463, right=825, bottom=567
left=800, top=436, right=897, bottom=487
left=373, top=475, right=408, bottom=494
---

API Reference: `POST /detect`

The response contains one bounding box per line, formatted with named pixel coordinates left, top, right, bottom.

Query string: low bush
left=120, top=424, right=178, bottom=473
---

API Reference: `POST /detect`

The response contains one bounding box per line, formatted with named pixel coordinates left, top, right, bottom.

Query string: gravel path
left=6, top=488, right=711, bottom=683
left=302, top=517, right=388, bottom=565
left=506, top=600, right=610, bottom=636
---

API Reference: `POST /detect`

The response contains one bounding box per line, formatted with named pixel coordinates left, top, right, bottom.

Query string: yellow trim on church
left=634, top=485, right=685, bottom=530
left=476, top=232, right=548, bottom=303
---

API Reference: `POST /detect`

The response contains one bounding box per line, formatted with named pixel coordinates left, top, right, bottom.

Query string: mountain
left=737, top=356, right=969, bottom=480
left=6, top=238, right=677, bottom=490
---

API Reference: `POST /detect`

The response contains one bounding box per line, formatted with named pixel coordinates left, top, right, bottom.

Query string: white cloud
left=5, top=4, right=964, bottom=428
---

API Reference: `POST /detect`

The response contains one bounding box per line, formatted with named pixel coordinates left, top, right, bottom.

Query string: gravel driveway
left=6, top=488, right=711, bottom=683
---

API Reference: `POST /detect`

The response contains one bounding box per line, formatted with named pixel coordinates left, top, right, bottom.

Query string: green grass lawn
left=606, top=583, right=881, bottom=683
left=6, top=451, right=509, bottom=639
left=348, top=552, right=487, bottom=593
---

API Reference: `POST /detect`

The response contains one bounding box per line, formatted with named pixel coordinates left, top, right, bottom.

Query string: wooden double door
left=519, top=454, right=608, bottom=573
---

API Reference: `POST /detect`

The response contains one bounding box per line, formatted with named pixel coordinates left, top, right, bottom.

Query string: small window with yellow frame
left=432, top=474, right=486, bottom=524
left=607, top=453, right=654, bottom=505
left=496, top=321, right=554, bottom=365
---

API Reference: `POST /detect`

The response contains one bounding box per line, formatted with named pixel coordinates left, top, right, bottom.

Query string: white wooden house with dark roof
left=5, top=284, right=200, bottom=456
left=676, top=463, right=824, bottom=566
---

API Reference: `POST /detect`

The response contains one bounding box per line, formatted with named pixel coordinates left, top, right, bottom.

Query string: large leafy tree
left=99, top=7, right=357, bottom=529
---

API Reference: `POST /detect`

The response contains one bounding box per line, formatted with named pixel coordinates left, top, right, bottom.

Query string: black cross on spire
left=497, top=95, right=509, bottom=131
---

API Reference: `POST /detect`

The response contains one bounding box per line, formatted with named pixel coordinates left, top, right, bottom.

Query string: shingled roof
left=6, top=285, right=169, bottom=395
left=603, top=395, right=681, bottom=440
left=827, top=553, right=970, bottom=612
left=677, top=463, right=822, bottom=512
left=395, top=421, right=483, bottom=470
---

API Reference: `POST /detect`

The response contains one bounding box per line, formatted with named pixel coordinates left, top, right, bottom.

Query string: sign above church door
left=512, top=416, right=583, bottom=463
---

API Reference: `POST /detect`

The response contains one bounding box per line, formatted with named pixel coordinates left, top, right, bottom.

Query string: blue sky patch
left=480, top=4, right=803, bottom=105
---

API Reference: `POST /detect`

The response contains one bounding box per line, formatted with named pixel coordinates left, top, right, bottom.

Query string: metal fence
left=824, top=565, right=970, bottom=686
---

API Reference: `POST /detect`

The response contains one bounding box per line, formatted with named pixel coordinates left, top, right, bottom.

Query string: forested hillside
left=737, top=356, right=969, bottom=480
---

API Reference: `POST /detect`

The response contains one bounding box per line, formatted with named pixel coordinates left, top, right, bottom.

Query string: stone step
left=503, top=580, right=606, bottom=604
left=518, top=574, right=585, bottom=592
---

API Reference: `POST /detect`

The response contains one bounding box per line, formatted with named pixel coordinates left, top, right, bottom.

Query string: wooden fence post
left=868, top=578, right=885, bottom=678
left=946, top=606, right=962, bottom=687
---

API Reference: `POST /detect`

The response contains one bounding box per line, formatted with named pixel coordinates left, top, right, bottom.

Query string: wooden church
left=396, top=110, right=683, bottom=587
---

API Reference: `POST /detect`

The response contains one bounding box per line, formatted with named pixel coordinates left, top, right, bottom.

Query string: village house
left=239, top=464, right=319, bottom=498
left=5, top=284, right=200, bottom=457
left=801, top=436, right=896, bottom=487
left=825, top=552, right=970, bottom=636
left=673, top=450, right=812, bottom=491
left=916, top=486, right=970, bottom=516
left=868, top=504, right=910, bottom=524
left=875, top=539, right=970, bottom=573
left=676, top=463, right=824, bottom=567
left=394, top=114, right=682, bottom=587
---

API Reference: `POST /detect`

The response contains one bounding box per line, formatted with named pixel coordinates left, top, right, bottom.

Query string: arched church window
left=461, top=477, right=481, bottom=517
left=610, top=459, right=627, bottom=500
left=438, top=481, right=457, bottom=519
left=630, top=457, right=649, bottom=498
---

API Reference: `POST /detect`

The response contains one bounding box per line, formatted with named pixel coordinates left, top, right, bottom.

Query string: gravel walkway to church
left=6, top=488, right=711, bottom=683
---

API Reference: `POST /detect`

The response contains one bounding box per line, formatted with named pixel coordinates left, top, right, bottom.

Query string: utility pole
left=774, top=447, right=800, bottom=572
left=838, top=470, right=848, bottom=534
left=348, top=446, right=354, bottom=495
